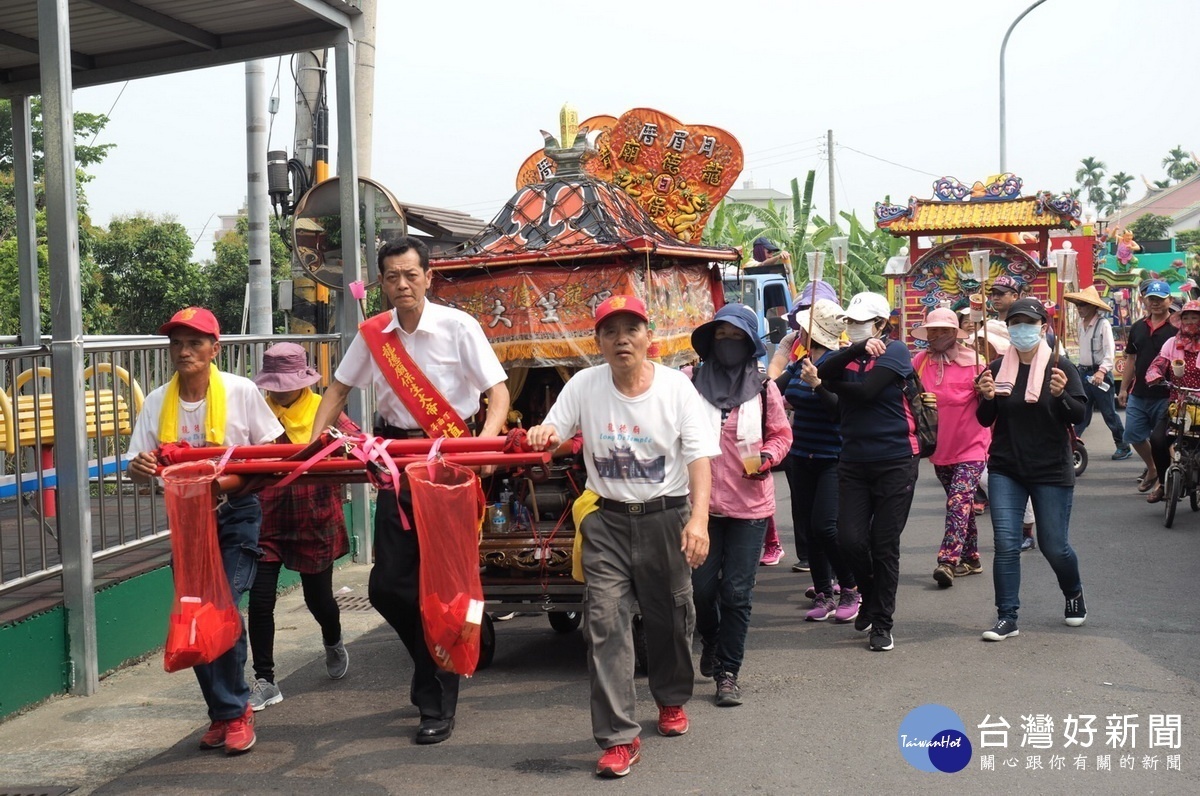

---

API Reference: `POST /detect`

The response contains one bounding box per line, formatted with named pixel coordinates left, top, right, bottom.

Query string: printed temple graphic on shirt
left=591, top=444, right=667, bottom=483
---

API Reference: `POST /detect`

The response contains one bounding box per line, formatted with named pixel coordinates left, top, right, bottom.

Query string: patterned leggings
left=934, top=461, right=986, bottom=564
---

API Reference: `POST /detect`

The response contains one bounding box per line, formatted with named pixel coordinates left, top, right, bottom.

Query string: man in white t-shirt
left=528, top=295, right=719, bottom=779
left=128, top=307, right=284, bottom=756
left=310, top=236, right=509, bottom=746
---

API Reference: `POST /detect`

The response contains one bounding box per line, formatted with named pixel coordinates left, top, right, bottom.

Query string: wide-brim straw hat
left=794, top=299, right=846, bottom=350
left=912, top=307, right=969, bottom=340
left=1064, top=284, right=1111, bottom=313
left=968, top=319, right=1010, bottom=358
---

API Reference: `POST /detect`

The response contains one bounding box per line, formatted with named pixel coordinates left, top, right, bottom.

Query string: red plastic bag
left=161, top=461, right=243, bottom=672
left=406, top=458, right=487, bottom=676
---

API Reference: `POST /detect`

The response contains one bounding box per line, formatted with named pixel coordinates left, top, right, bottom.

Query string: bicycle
left=1161, top=384, right=1200, bottom=528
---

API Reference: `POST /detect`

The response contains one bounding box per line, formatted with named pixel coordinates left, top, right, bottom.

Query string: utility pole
left=355, top=0, right=377, bottom=176
left=827, top=129, right=837, bottom=232
left=245, top=60, right=272, bottom=336
left=291, top=50, right=330, bottom=336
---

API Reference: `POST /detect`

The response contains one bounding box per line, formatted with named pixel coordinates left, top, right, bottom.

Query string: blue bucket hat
left=692, top=303, right=766, bottom=360
left=1143, top=280, right=1172, bottom=298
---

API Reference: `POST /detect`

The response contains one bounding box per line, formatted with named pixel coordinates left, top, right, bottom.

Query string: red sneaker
left=596, top=737, right=641, bottom=778
left=224, top=704, right=256, bottom=755
left=657, top=704, right=689, bottom=736
left=199, top=718, right=228, bottom=750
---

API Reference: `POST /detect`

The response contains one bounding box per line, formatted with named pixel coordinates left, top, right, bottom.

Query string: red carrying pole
left=161, top=435, right=512, bottom=464
left=211, top=452, right=548, bottom=475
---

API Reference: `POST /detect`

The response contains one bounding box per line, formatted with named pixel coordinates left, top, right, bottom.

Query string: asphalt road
left=5, top=422, right=1200, bottom=795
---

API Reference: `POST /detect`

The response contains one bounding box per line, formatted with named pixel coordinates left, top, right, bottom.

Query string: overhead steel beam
left=291, top=0, right=363, bottom=36
left=76, top=0, right=221, bottom=50
left=0, top=27, right=93, bottom=70
left=0, top=24, right=344, bottom=97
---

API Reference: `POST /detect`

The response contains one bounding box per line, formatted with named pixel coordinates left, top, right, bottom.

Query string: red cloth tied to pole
left=406, top=457, right=487, bottom=676
left=161, top=461, right=243, bottom=673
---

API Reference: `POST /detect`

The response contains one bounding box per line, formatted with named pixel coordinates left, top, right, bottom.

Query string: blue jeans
left=1075, top=368, right=1125, bottom=448
left=195, top=494, right=260, bottom=721
left=691, top=516, right=767, bottom=677
left=988, top=472, right=1083, bottom=624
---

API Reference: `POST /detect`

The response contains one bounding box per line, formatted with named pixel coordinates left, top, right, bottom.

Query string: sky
left=73, top=0, right=1200, bottom=259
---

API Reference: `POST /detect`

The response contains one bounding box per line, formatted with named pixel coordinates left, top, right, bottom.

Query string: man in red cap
left=528, top=294, right=719, bottom=779
left=128, top=307, right=284, bottom=755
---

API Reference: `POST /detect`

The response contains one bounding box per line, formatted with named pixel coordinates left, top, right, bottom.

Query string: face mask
left=1008, top=323, right=1043, bottom=352
left=713, top=337, right=751, bottom=367
left=846, top=321, right=877, bottom=344
left=1181, top=317, right=1200, bottom=336
left=928, top=334, right=956, bottom=353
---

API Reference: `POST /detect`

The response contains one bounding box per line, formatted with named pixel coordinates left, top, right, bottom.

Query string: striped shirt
left=782, top=352, right=841, bottom=459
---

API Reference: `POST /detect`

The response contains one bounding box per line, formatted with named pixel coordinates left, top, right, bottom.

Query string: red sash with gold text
left=359, top=311, right=471, bottom=439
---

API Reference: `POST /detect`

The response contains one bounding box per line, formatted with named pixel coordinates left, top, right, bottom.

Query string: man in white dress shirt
left=311, top=236, right=508, bottom=745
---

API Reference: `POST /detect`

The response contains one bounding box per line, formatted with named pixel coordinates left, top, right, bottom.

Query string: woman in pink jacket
left=688, top=304, right=792, bottom=708
left=912, top=308, right=992, bottom=588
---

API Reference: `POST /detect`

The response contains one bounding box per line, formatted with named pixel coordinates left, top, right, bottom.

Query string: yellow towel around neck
left=158, top=364, right=226, bottom=445
left=266, top=388, right=321, bottom=443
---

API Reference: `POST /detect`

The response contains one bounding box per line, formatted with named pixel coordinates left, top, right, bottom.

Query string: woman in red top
left=246, top=343, right=357, bottom=711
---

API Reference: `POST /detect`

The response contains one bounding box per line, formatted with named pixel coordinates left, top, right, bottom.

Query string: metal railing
left=0, top=334, right=343, bottom=593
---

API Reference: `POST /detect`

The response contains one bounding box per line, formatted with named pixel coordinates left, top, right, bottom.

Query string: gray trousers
left=581, top=504, right=696, bottom=748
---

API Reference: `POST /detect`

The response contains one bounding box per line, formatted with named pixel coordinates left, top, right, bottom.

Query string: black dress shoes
left=415, top=717, right=454, bottom=744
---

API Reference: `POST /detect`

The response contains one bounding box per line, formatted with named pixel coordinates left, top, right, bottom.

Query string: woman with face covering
left=911, top=308, right=990, bottom=589
left=688, top=304, right=792, bottom=707
left=770, top=299, right=862, bottom=624
left=816, top=292, right=920, bottom=653
left=975, top=298, right=1088, bottom=642
left=1143, top=300, right=1200, bottom=503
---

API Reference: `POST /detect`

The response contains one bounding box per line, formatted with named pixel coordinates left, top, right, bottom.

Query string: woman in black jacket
left=975, top=298, right=1088, bottom=642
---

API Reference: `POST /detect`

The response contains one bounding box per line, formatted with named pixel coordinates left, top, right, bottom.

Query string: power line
left=837, top=143, right=941, bottom=179
left=744, top=146, right=823, bottom=170
left=745, top=136, right=824, bottom=157
left=88, top=81, right=129, bottom=147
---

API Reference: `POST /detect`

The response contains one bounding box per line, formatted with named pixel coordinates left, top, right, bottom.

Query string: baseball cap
left=1005, top=297, right=1048, bottom=324
left=842, top=292, right=892, bottom=322
left=593, top=294, right=649, bottom=328
left=753, top=236, right=780, bottom=252
left=159, top=307, right=221, bottom=340
left=989, top=275, right=1023, bottom=295
left=1142, top=280, right=1171, bottom=298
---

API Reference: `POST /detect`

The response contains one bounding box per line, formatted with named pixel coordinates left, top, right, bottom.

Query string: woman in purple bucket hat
left=245, top=343, right=359, bottom=712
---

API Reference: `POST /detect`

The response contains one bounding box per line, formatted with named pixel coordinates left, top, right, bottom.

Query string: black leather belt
left=375, top=421, right=477, bottom=440
left=375, top=423, right=427, bottom=440
left=597, top=495, right=688, bottom=515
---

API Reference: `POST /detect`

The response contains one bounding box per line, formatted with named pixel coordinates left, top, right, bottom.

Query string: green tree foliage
left=0, top=171, right=111, bottom=335
left=203, top=215, right=292, bottom=334
left=1128, top=213, right=1174, bottom=242
left=1074, top=156, right=1107, bottom=210
left=1162, top=146, right=1198, bottom=183
left=1175, top=229, right=1200, bottom=254
left=0, top=98, right=115, bottom=182
left=93, top=215, right=202, bottom=334
left=706, top=170, right=897, bottom=302
left=0, top=98, right=116, bottom=336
